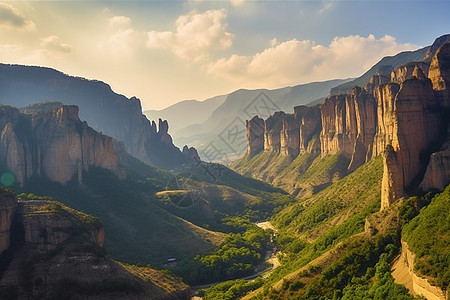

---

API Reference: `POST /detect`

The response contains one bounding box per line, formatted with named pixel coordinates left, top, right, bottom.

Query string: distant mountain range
left=150, top=79, right=351, bottom=162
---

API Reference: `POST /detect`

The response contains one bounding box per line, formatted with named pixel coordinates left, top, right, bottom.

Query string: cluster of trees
left=402, top=185, right=450, bottom=291
left=177, top=226, right=271, bottom=285
left=261, top=234, right=415, bottom=300
left=200, top=278, right=264, bottom=300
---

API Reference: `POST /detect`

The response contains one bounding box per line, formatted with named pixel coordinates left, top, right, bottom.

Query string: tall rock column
left=264, top=112, right=285, bottom=152
left=298, top=106, right=321, bottom=155
left=280, top=114, right=300, bottom=157
left=380, top=77, right=441, bottom=209
left=246, top=116, right=265, bottom=157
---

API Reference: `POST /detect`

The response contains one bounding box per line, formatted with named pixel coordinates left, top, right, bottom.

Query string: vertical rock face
left=428, top=42, right=450, bottom=108
left=241, top=42, right=450, bottom=209
left=246, top=107, right=322, bottom=158
left=280, top=114, right=300, bottom=157
left=390, top=62, right=429, bottom=83
left=0, top=188, right=17, bottom=254
left=297, top=106, right=322, bottom=155
left=0, top=197, right=190, bottom=300
left=246, top=116, right=265, bottom=157
left=0, top=105, right=125, bottom=186
left=320, top=87, right=377, bottom=170
left=319, top=54, right=446, bottom=209
left=0, top=65, right=192, bottom=170
left=420, top=124, right=450, bottom=191
left=264, top=112, right=285, bottom=152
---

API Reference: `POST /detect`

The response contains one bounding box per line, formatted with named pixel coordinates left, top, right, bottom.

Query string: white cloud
left=0, top=3, right=35, bottom=30
left=41, top=36, right=72, bottom=54
left=270, top=38, right=279, bottom=47
left=207, top=34, right=418, bottom=89
left=318, top=2, right=334, bottom=14
left=146, top=9, right=234, bottom=62
left=110, top=16, right=131, bottom=26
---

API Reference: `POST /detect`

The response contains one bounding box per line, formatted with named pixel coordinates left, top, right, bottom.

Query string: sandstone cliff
left=241, top=42, right=450, bottom=208
left=0, top=104, right=125, bottom=186
left=428, top=42, right=450, bottom=108
left=0, top=65, right=194, bottom=170
left=245, top=106, right=321, bottom=158
left=246, top=116, right=265, bottom=157
left=264, top=112, right=286, bottom=153
left=420, top=124, right=450, bottom=191
left=0, top=190, right=190, bottom=299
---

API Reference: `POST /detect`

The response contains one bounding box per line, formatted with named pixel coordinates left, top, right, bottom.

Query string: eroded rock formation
left=0, top=65, right=194, bottom=170
left=0, top=105, right=125, bottom=186
left=244, top=42, right=450, bottom=209
left=0, top=188, right=16, bottom=254
left=246, top=106, right=322, bottom=158
left=420, top=124, right=450, bottom=191
left=428, top=42, right=450, bottom=108
left=0, top=190, right=190, bottom=300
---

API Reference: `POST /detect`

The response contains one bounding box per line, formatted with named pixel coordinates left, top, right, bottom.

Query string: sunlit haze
left=1, top=1, right=449, bottom=110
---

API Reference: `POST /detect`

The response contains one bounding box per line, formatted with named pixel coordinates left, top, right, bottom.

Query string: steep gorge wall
left=0, top=105, right=125, bottom=186
left=0, top=64, right=193, bottom=170
left=244, top=43, right=450, bottom=208
left=246, top=106, right=321, bottom=158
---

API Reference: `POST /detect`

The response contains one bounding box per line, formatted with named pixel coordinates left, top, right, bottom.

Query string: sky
left=0, top=1, right=449, bottom=111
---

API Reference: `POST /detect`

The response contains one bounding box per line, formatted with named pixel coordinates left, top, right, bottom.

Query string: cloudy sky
left=1, top=1, right=449, bottom=110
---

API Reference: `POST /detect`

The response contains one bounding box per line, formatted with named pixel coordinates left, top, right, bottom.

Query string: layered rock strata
left=0, top=105, right=125, bottom=186
left=245, top=106, right=321, bottom=158
left=0, top=190, right=190, bottom=300
left=245, top=42, right=450, bottom=209
left=0, top=64, right=195, bottom=170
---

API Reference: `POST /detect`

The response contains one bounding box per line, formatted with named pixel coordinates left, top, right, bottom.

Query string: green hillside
left=13, top=154, right=291, bottom=271
left=232, top=151, right=350, bottom=197
left=402, top=185, right=450, bottom=291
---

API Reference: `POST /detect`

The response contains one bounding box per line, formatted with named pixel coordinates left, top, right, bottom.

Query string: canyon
left=0, top=188, right=190, bottom=299
left=241, top=42, right=450, bottom=209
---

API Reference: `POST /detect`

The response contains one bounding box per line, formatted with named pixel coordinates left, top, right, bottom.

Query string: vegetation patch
left=402, top=184, right=450, bottom=291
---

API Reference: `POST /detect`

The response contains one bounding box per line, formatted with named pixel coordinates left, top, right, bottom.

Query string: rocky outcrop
left=264, top=112, right=285, bottom=152
left=379, top=76, right=441, bottom=208
left=390, top=62, right=429, bottom=83
left=0, top=105, right=125, bottom=186
left=320, top=87, right=377, bottom=170
left=182, top=145, right=200, bottom=161
left=420, top=124, right=450, bottom=191
left=391, top=240, right=447, bottom=300
left=0, top=188, right=16, bottom=254
left=297, top=106, right=322, bottom=155
left=0, top=65, right=194, bottom=170
left=239, top=39, right=450, bottom=209
left=0, top=192, right=190, bottom=300
left=246, top=116, right=265, bottom=157
left=280, top=114, right=299, bottom=157
left=428, top=42, right=450, bottom=108
left=246, top=106, right=322, bottom=158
